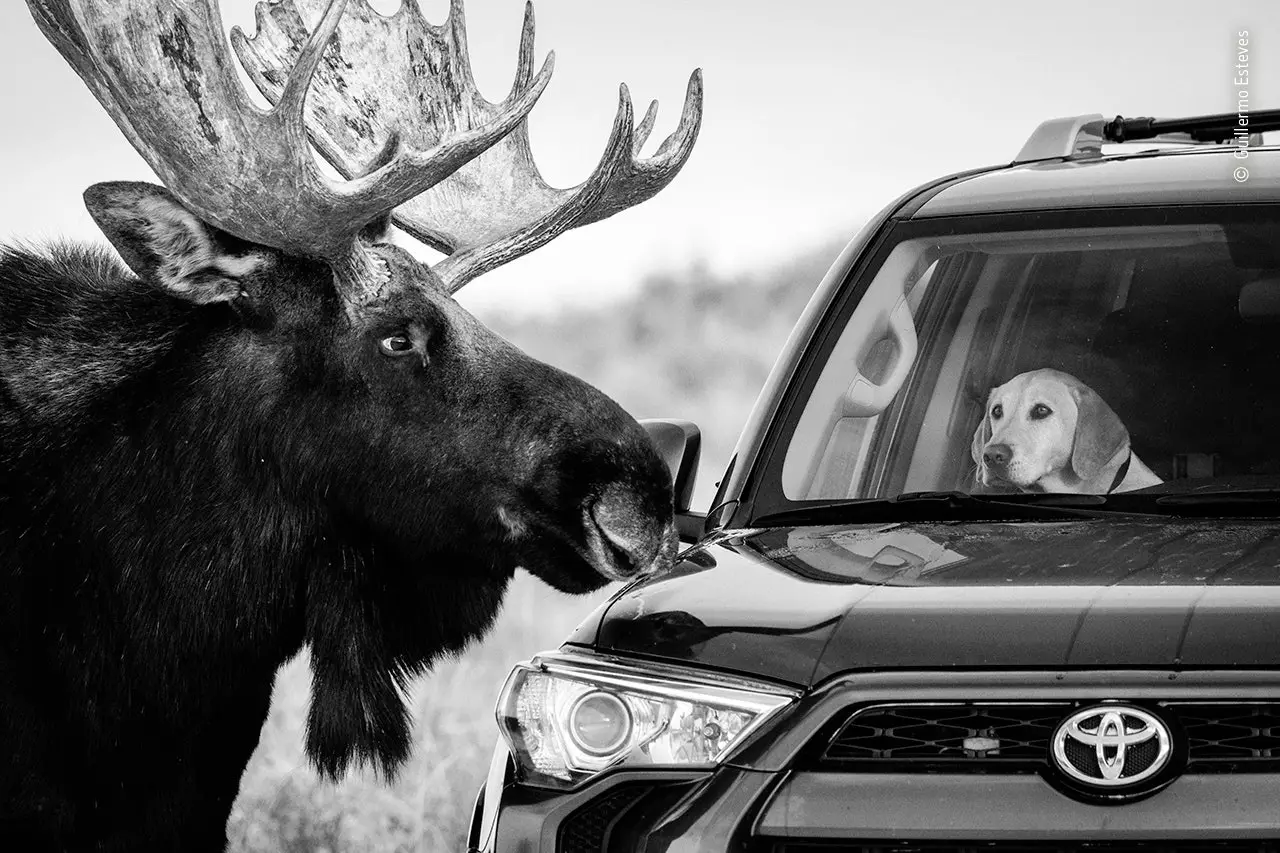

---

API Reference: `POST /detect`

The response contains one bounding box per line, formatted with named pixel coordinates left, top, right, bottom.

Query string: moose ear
left=83, top=181, right=264, bottom=305
left=1070, top=385, right=1130, bottom=479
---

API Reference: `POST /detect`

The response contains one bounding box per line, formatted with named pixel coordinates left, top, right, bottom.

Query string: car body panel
left=586, top=520, right=1280, bottom=685
left=915, top=147, right=1280, bottom=217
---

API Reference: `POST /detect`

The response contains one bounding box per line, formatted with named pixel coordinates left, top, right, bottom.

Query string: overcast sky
left=1, top=0, right=1274, bottom=314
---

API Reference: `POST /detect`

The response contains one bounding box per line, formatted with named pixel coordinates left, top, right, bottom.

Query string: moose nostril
left=589, top=484, right=674, bottom=576
left=983, top=444, right=1012, bottom=467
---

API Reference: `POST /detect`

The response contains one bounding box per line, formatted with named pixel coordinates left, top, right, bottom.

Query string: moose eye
left=1030, top=403, right=1053, bottom=419
left=378, top=333, right=415, bottom=356
left=991, top=404, right=1003, bottom=419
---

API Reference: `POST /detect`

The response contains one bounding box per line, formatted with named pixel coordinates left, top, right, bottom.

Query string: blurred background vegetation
left=225, top=236, right=844, bottom=852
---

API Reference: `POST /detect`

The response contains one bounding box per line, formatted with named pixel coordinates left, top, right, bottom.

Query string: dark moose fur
left=0, top=183, right=673, bottom=850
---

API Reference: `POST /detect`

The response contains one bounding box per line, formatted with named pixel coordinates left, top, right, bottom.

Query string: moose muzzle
left=584, top=484, right=679, bottom=582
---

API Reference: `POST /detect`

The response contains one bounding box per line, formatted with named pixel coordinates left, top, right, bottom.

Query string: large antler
left=26, top=0, right=553, bottom=299
left=232, top=0, right=703, bottom=292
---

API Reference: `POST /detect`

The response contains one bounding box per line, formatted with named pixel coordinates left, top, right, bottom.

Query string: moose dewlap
left=2, top=0, right=701, bottom=848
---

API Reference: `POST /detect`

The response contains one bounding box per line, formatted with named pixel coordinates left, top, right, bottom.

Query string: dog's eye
left=1030, top=403, right=1052, bottom=419
left=991, top=404, right=1003, bottom=420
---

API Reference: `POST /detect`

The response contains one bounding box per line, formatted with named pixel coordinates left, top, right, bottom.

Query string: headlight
left=496, top=651, right=797, bottom=789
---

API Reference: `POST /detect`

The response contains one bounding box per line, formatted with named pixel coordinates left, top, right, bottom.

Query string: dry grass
left=227, top=573, right=618, bottom=853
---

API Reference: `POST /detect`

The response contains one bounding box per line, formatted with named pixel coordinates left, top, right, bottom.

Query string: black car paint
left=572, top=520, right=1280, bottom=685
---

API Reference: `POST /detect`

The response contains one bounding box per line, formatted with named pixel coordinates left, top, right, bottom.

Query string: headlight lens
left=568, top=691, right=633, bottom=755
left=496, top=651, right=797, bottom=788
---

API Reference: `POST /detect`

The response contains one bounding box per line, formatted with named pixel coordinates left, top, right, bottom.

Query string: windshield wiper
left=1155, top=489, right=1280, bottom=512
left=754, top=490, right=1137, bottom=526
left=752, top=488, right=1280, bottom=527
left=900, top=490, right=1110, bottom=507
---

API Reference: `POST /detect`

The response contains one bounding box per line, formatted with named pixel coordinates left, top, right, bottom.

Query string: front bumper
left=468, top=753, right=772, bottom=853
left=470, top=667, right=1280, bottom=852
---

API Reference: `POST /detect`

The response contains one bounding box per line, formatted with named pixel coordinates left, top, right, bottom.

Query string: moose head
left=12, top=0, right=702, bottom=815
left=28, top=0, right=700, bottom=591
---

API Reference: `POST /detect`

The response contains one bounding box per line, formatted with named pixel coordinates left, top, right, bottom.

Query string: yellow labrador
left=970, top=369, right=1162, bottom=494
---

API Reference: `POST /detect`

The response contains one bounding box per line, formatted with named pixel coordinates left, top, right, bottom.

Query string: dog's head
left=970, top=369, right=1129, bottom=492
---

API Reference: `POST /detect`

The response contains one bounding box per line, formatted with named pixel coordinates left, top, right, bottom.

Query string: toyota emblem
left=1051, top=705, right=1172, bottom=789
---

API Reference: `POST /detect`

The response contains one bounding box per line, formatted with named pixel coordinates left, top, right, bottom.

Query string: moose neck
left=0, top=247, right=314, bottom=678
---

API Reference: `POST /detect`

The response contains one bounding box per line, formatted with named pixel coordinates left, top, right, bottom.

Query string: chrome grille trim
left=819, top=700, right=1280, bottom=773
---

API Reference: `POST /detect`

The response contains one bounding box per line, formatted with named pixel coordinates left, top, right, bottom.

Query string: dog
left=970, top=368, right=1162, bottom=494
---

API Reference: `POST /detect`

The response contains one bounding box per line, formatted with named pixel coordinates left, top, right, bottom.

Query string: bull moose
left=1, top=0, right=701, bottom=848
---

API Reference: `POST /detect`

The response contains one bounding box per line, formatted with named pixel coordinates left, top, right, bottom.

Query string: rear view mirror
left=640, top=419, right=706, bottom=543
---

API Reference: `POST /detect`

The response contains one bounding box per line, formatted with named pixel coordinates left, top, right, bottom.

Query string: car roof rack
left=1014, top=108, right=1280, bottom=164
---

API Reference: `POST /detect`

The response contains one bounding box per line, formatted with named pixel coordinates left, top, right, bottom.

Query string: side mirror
left=640, top=418, right=707, bottom=543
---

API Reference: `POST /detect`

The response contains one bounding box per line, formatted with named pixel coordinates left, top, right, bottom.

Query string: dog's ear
left=970, top=400, right=993, bottom=484
left=1070, top=385, right=1129, bottom=479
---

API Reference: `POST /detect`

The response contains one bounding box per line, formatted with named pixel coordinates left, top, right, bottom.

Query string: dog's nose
left=983, top=444, right=1012, bottom=469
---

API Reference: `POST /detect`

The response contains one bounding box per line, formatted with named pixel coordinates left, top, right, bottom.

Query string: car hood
left=571, top=520, right=1280, bottom=687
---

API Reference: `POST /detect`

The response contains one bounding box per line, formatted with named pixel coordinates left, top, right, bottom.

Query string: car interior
left=782, top=219, right=1280, bottom=501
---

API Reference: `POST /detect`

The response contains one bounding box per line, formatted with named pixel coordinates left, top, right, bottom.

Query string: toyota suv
left=468, top=111, right=1280, bottom=852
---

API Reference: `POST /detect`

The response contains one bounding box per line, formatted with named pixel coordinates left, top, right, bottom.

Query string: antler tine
left=231, top=0, right=705, bottom=292
left=652, top=70, right=704, bottom=162
left=513, top=2, right=537, bottom=92
left=333, top=63, right=554, bottom=221
left=634, top=100, right=660, bottom=157
left=655, top=71, right=706, bottom=162
left=275, top=0, right=348, bottom=134
left=432, top=82, right=640, bottom=290
left=434, top=69, right=704, bottom=291
left=445, top=0, right=479, bottom=92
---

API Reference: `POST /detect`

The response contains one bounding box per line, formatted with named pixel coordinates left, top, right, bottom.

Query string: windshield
left=775, top=207, right=1280, bottom=512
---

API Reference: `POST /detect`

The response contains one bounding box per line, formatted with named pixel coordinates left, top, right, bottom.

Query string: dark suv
left=468, top=112, right=1280, bottom=852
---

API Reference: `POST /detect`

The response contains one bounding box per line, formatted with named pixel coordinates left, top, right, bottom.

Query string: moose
left=2, top=0, right=701, bottom=848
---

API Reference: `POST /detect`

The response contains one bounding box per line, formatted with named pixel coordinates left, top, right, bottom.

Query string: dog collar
left=1108, top=452, right=1132, bottom=494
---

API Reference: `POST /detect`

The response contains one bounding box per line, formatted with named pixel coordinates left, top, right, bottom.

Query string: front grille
left=1175, top=703, right=1280, bottom=771
left=821, top=702, right=1280, bottom=772
left=822, top=703, right=1069, bottom=769
left=767, top=843, right=1280, bottom=853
